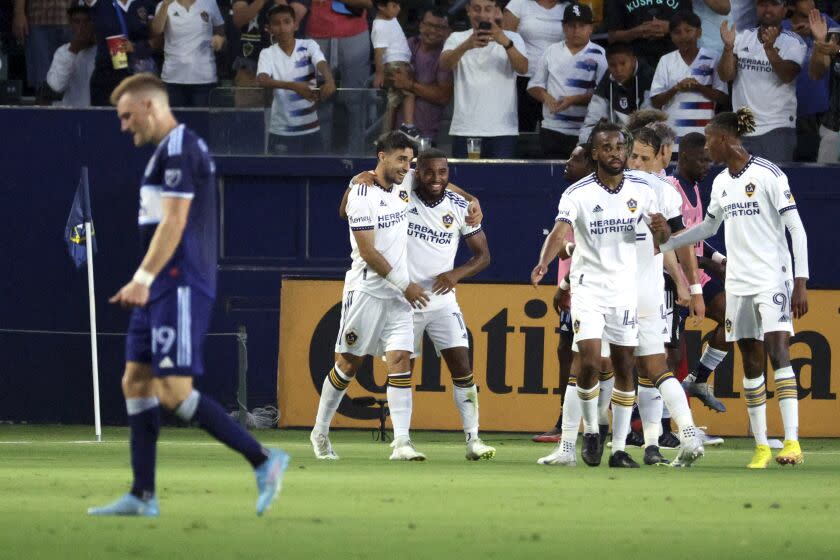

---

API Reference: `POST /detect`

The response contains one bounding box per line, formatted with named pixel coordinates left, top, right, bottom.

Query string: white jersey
left=407, top=189, right=481, bottom=312
left=528, top=41, right=607, bottom=136
left=650, top=48, right=727, bottom=148
left=556, top=172, right=660, bottom=308
left=371, top=18, right=411, bottom=64
left=625, top=170, right=683, bottom=316
left=344, top=170, right=414, bottom=299
left=706, top=157, right=797, bottom=296
left=732, top=28, right=806, bottom=136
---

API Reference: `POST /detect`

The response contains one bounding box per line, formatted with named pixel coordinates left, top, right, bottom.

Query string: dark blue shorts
left=703, top=276, right=725, bottom=304
left=125, top=286, right=214, bottom=376
left=558, top=310, right=573, bottom=337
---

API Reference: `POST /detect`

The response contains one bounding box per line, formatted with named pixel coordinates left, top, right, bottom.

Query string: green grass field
left=1, top=426, right=839, bottom=560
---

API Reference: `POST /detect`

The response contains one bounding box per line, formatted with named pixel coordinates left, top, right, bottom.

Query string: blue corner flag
left=65, top=166, right=97, bottom=268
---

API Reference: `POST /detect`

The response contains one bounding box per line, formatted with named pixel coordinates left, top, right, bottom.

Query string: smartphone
left=478, top=21, right=491, bottom=31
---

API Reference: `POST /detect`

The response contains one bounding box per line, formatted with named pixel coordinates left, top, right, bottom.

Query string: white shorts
left=334, top=290, right=414, bottom=356
left=571, top=301, right=638, bottom=349
left=571, top=337, right=612, bottom=358
left=412, top=303, right=469, bottom=358
left=635, top=306, right=669, bottom=357
left=724, top=281, right=795, bottom=342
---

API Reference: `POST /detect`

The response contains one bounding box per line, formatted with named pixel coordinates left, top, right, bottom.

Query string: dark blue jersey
left=139, top=124, right=217, bottom=299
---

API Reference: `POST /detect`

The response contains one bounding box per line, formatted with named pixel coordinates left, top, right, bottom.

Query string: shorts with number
left=411, top=303, right=469, bottom=358
left=571, top=296, right=638, bottom=348
left=125, top=286, right=213, bottom=377
left=724, top=281, right=795, bottom=342
left=334, top=290, right=414, bottom=356
left=635, top=306, right=669, bottom=357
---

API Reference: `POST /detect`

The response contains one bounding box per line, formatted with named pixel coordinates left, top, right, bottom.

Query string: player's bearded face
left=418, top=158, right=449, bottom=197
left=380, top=148, right=413, bottom=185
left=593, top=132, right=627, bottom=176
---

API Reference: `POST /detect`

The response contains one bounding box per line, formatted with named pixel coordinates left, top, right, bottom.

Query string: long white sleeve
left=660, top=214, right=722, bottom=253
left=781, top=208, right=809, bottom=279
left=46, top=44, right=75, bottom=94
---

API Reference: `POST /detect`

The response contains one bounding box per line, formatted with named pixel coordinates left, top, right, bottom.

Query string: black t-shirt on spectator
left=605, top=0, right=693, bottom=66
left=89, top=0, right=158, bottom=74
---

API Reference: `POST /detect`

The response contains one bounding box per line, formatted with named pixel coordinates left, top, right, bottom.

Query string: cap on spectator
left=563, top=3, right=593, bottom=24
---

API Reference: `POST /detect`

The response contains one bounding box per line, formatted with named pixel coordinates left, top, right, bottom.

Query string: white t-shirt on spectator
left=505, top=0, right=567, bottom=77
left=371, top=18, right=411, bottom=64
left=528, top=40, right=607, bottom=136
left=157, top=0, right=224, bottom=84
left=257, top=40, right=327, bottom=136
left=444, top=29, right=528, bottom=137
left=46, top=44, right=96, bottom=108
left=731, top=28, right=806, bottom=136
left=651, top=48, right=727, bottom=146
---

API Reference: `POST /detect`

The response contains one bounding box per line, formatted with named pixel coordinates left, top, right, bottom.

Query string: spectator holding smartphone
left=441, top=0, right=528, bottom=158
left=257, top=4, right=336, bottom=154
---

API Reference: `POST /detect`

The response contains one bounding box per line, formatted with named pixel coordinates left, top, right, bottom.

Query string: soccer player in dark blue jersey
left=88, top=74, right=288, bottom=517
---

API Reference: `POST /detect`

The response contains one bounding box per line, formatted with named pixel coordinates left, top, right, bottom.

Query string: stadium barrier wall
left=278, top=279, right=840, bottom=436
left=1, top=106, right=839, bottom=425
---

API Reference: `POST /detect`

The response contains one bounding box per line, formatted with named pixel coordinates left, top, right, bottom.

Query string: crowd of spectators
left=4, top=0, right=840, bottom=161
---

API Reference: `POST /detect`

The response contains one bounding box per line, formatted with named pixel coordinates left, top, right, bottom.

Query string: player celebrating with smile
left=660, top=108, right=809, bottom=468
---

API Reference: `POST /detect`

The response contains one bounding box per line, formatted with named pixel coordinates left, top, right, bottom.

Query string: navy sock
left=195, top=394, right=267, bottom=468
left=661, top=416, right=672, bottom=434
left=694, top=363, right=713, bottom=384
left=127, top=402, right=160, bottom=500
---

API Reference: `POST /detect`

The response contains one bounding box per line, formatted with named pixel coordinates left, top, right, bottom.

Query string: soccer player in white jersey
left=625, top=125, right=707, bottom=467
left=531, top=120, right=671, bottom=468
left=660, top=108, right=809, bottom=468
left=310, top=132, right=431, bottom=462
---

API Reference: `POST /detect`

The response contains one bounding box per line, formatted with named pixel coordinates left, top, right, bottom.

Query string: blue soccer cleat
left=88, top=493, right=160, bottom=517
left=255, top=449, right=290, bottom=516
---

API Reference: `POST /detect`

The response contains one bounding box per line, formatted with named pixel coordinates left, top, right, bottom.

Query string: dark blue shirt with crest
left=139, top=124, right=217, bottom=299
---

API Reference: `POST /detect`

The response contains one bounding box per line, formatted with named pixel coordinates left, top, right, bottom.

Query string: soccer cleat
left=537, top=444, right=577, bottom=466
left=465, top=438, right=496, bottom=461
left=626, top=430, right=644, bottom=448
left=581, top=433, right=603, bottom=467
left=682, top=379, right=727, bottom=412
left=643, top=445, right=669, bottom=466
left=658, top=431, right=681, bottom=450
left=675, top=426, right=705, bottom=467
left=747, top=445, right=772, bottom=469
left=255, top=449, right=289, bottom=516
left=310, top=430, right=339, bottom=460
left=389, top=438, right=427, bottom=461
left=532, top=427, right=561, bottom=443
left=88, top=493, right=160, bottom=517
left=608, top=450, right=640, bottom=468
left=775, top=440, right=804, bottom=466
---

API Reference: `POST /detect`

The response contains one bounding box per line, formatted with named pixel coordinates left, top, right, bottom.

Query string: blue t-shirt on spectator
left=782, top=13, right=840, bottom=116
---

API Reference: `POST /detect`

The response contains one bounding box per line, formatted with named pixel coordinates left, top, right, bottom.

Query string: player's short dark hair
left=632, top=126, right=662, bottom=154
left=375, top=131, right=417, bottom=156
left=416, top=148, right=448, bottom=167
left=669, top=10, right=702, bottom=32
left=67, top=3, right=91, bottom=17
left=647, top=121, right=676, bottom=146
left=268, top=4, right=295, bottom=20
left=606, top=42, right=635, bottom=59
left=709, top=107, right=757, bottom=137
left=626, top=109, right=668, bottom=135
left=422, top=7, right=449, bottom=23
left=590, top=119, right=627, bottom=146
left=679, top=132, right=706, bottom=152
left=576, top=142, right=594, bottom=165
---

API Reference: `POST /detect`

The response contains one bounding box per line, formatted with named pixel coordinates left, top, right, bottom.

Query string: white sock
left=743, top=376, right=768, bottom=446
left=597, top=374, right=615, bottom=426
left=314, top=364, right=352, bottom=434
left=699, top=346, right=728, bottom=371
left=637, top=386, right=663, bottom=448
left=774, top=366, right=799, bottom=441
left=657, top=376, right=694, bottom=431
left=561, top=384, right=582, bottom=446
left=577, top=383, right=600, bottom=434
left=610, top=389, right=635, bottom=454
left=453, top=382, right=479, bottom=442
left=387, top=372, right=413, bottom=440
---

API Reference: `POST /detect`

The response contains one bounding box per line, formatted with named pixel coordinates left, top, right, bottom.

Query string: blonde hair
left=110, top=73, right=168, bottom=106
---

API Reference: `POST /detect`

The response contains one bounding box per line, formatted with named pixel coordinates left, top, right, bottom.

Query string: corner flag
left=65, top=167, right=97, bottom=268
